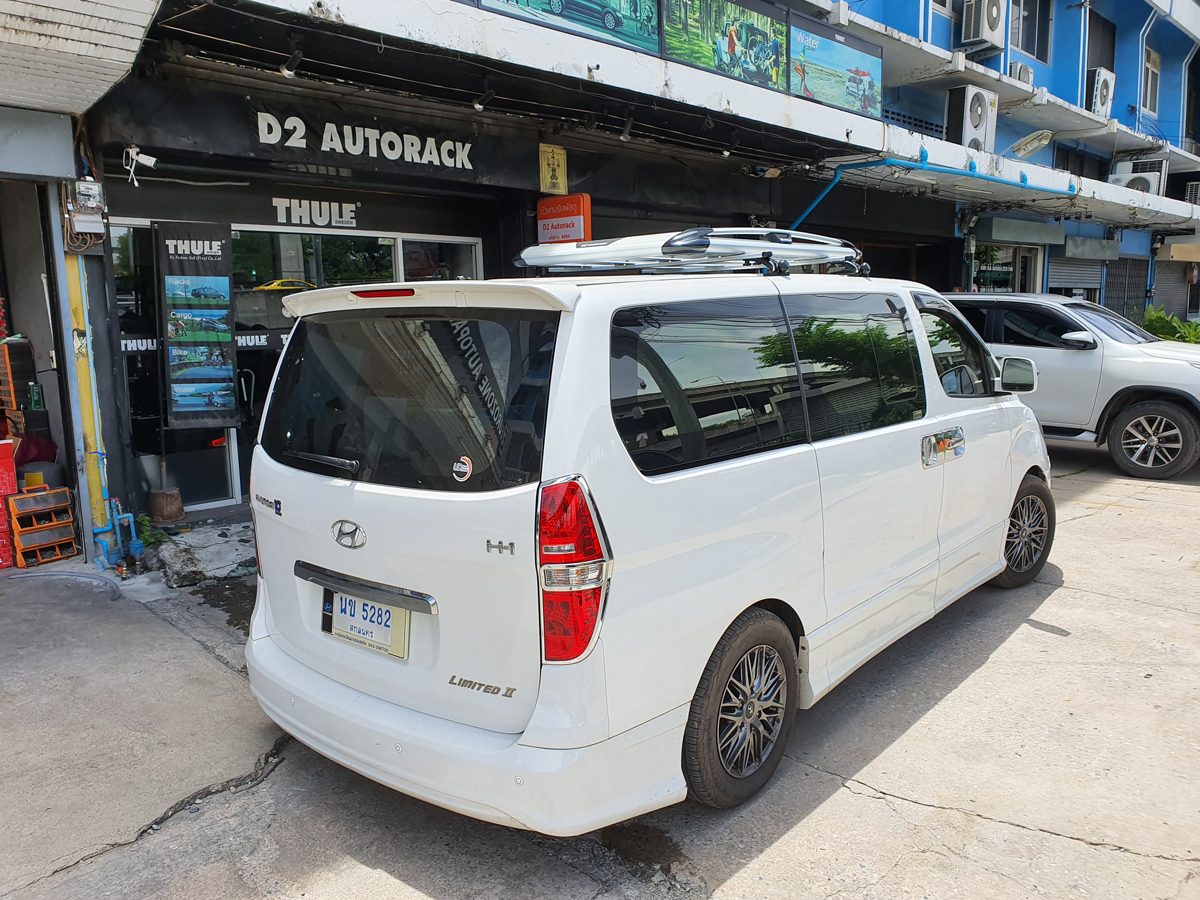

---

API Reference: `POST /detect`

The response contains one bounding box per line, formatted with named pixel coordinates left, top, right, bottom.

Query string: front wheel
left=991, top=474, right=1055, bottom=589
left=1106, top=400, right=1200, bottom=479
left=602, top=9, right=617, bottom=28
left=684, top=608, right=797, bottom=809
left=547, top=0, right=564, bottom=13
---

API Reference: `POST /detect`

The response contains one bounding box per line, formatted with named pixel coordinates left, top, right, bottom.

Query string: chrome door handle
left=922, top=427, right=966, bottom=468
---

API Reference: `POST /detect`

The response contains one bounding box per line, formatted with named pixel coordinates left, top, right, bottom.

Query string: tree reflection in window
left=767, top=294, right=926, bottom=441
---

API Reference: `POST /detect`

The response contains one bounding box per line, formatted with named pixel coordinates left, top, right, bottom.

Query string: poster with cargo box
left=788, top=12, right=882, bottom=119
left=664, top=0, right=786, bottom=90
left=155, top=222, right=239, bottom=429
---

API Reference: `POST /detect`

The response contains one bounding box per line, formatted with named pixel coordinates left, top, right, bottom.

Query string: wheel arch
left=749, top=598, right=810, bottom=700
left=1096, top=386, right=1200, bottom=443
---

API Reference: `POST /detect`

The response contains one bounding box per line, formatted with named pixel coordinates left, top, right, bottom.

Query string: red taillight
left=538, top=478, right=608, bottom=662
left=351, top=288, right=416, bottom=298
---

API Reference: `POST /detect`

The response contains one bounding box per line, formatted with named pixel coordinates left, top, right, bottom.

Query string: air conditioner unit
left=1186, top=181, right=1200, bottom=204
left=1108, top=172, right=1161, bottom=195
left=1086, top=67, right=1115, bottom=119
left=946, top=85, right=998, bottom=153
left=962, top=0, right=1006, bottom=50
left=1008, top=61, right=1034, bottom=86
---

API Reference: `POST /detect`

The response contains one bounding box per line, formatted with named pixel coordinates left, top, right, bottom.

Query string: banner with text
left=156, top=222, right=238, bottom=429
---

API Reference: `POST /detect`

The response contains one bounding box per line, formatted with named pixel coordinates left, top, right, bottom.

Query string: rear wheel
left=1106, top=400, right=1200, bottom=479
left=548, top=0, right=564, bottom=13
left=991, top=474, right=1055, bottom=589
left=684, top=608, right=797, bottom=808
left=602, top=9, right=616, bottom=28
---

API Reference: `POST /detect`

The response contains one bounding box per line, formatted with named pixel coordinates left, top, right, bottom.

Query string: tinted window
left=1066, top=303, right=1158, bottom=344
left=955, top=304, right=989, bottom=336
left=919, top=310, right=992, bottom=397
left=1001, top=307, right=1075, bottom=347
left=261, top=308, right=558, bottom=491
left=781, top=293, right=926, bottom=442
left=610, top=298, right=806, bottom=475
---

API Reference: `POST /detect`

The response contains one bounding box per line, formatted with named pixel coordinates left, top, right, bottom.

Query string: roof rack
left=514, top=228, right=866, bottom=276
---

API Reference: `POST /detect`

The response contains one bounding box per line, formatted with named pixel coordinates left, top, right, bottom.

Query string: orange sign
left=537, top=193, right=592, bottom=244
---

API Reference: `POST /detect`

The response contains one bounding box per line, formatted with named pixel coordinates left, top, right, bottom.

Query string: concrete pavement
left=3, top=444, right=1198, bottom=899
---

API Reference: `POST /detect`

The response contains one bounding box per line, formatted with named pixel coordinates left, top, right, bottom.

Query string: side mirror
left=1061, top=330, right=1097, bottom=350
left=1000, top=356, right=1038, bottom=394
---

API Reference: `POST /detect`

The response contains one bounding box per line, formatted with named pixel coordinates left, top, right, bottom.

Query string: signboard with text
left=156, top=222, right=238, bottom=428
left=537, top=194, right=592, bottom=243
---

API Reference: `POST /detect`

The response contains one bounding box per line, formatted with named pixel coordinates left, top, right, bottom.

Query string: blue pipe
left=789, top=147, right=1079, bottom=229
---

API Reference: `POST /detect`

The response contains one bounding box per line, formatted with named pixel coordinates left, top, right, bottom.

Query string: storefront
left=1045, top=236, right=1119, bottom=304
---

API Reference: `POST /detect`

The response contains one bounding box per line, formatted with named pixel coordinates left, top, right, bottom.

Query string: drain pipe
left=789, top=147, right=1080, bottom=228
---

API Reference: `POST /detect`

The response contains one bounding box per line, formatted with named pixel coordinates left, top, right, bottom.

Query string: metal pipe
left=790, top=147, right=1079, bottom=229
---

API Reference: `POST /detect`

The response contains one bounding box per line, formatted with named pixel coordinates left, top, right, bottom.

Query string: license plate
left=321, top=591, right=411, bottom=660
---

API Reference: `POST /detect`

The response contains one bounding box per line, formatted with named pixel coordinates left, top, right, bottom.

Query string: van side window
left=779, top=293, right=926, bottom=442
left=919, top=309, right=993, bottom=397
left=610, top=298, right=806, bottom=475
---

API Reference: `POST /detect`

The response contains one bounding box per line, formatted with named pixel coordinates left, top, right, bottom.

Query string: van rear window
left=261, top=308, right=558, bottom=491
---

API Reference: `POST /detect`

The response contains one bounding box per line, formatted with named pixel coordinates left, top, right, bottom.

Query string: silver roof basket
left=514, top=227, right=864, bottom=275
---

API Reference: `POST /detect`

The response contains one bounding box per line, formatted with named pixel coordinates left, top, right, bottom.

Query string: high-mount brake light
left=538, top=478, right=609, bottom=662
left=351, top=288, right=416, bottom=298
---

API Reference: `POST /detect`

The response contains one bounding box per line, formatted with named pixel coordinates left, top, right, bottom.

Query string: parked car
left=246, top=229, right=1053, bottom=837
left=190, top=285, right=227, bottom=300
left=949, top=292, right=1200, bottom=479
left=254, top=279, right=316, bottom=291
left=545, top=0, right=622, bottom=32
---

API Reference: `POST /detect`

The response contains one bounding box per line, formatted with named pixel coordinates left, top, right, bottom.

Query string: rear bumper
left=245, top=634, right=688, bottom=836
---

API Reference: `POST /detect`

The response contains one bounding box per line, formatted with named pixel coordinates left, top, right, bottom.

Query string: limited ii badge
left=452, top=456, right=472, bottom=482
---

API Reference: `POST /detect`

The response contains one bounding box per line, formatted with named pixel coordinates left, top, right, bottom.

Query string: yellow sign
left=539, top=143, right=568, bottom=195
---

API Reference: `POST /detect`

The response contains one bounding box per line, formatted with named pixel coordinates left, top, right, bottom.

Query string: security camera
left=122, top=145, right=159, bottom=186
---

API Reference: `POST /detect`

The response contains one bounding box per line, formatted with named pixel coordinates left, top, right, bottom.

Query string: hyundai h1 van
left=246, top=229, right=1054, bottom=836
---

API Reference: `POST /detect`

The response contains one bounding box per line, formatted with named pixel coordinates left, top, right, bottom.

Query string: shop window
left=111, top=226, right=157, bottom=336
left=783, top=294, right=926, bottom=442
left=974, top=244, right=1040, bottom=293
left=610, top=297, right=807, bottom=474
left=1143, top=48, right=1161, bottom=117
left=1010, top=0, right=1051, bottom=63
left=919, top=310, right=992, bottom=397
left=319, top=234, right=396, bottom=285
left=403, top=241, right=477, bottom=280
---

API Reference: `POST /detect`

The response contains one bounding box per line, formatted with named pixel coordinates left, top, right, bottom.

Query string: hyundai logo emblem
left=331, top=520, right=367, bottom=549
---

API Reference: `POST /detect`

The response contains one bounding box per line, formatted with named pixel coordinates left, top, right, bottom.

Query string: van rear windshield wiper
left=284, top=450, right=361, bottom=474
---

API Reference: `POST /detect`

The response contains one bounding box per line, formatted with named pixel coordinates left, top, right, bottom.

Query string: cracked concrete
left=4, top=443, right=1199, bottom=900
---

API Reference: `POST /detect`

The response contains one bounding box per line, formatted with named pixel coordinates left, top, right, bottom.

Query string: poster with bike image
left=481, top=0, right=659, bottom=54
left=664, top=0, right=786, bottom=91
left=788, top=14, right=882, bottom=119
left=156, top=221, right=239, bottom=429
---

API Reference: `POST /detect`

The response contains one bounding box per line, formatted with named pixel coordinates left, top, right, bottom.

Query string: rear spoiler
left=281, top=280, right=582, bottom=318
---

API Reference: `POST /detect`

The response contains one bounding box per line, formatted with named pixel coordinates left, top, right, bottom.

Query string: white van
left=246, top=229, right=1054, bottom=836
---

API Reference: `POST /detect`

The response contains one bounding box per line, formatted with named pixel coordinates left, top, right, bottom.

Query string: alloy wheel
left=1005, top=494, right=1049, bottom=574
left=1120, top=415, right=1183, bottom=469
left=717, top=644, right=787, bottom=778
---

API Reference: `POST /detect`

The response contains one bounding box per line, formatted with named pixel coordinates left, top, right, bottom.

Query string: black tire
left=683, top=608, right=797, bottom=809
left=602, top=9, right=616, bottom=29
left=991, top=474, right=1055, bottom=589
left=548, top=0, right=563, bottom=13
left=1106, top=400, right=1200, bottom=480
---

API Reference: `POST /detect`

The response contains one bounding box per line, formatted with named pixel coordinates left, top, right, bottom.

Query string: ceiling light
left=280, top=50, right=304, bottom=79
left=618, top=111, right=633, bottom=143
left=722, top=137, right=740, bottom=158
left=472, top=90, right=495, bottom=112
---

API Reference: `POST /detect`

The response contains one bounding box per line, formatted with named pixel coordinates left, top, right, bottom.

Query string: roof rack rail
left=514, top=227, right=865, bottom=276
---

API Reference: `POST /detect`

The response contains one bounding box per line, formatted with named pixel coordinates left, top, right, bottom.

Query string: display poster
left=664, top=0, right=786, bottom=91
left=155, top=222, right=238, bottom=428
left=481, top=0, right=659, bottom=55
left=788, top=14, right=883, bottom=119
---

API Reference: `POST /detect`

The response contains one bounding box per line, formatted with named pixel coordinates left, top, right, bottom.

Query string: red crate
left=0, top=530, right=13, bottom=569
left=0, top=439, right=14, bottom=497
